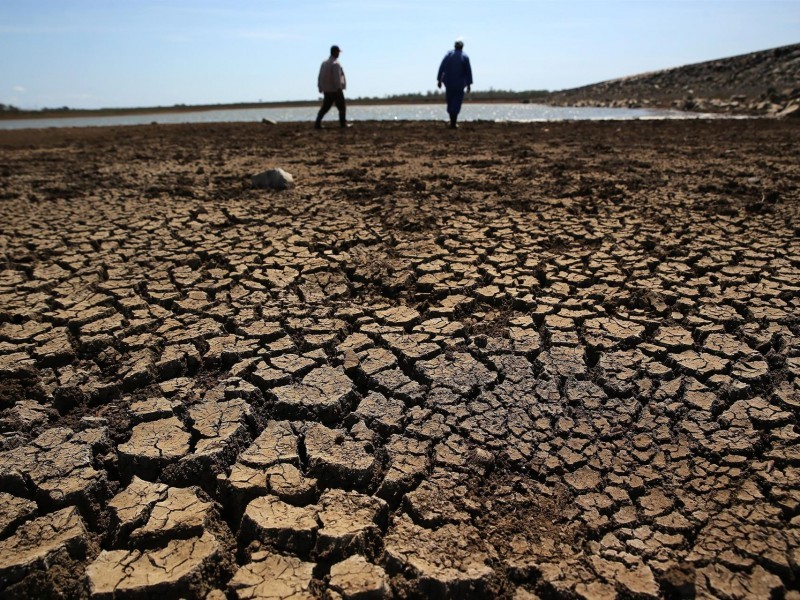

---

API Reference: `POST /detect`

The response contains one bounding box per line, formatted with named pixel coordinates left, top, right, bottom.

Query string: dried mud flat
left=0, top=118, right=799, bottom=599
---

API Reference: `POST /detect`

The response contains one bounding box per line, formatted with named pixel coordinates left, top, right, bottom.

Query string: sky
left=1, top=0, right=798, bottom=110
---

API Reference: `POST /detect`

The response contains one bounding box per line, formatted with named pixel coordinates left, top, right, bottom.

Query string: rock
left=252, top=168, right=295, bottom=190
left=776, top=103, right=800, bottom=119
left=86, top=531, right=227, bottom=599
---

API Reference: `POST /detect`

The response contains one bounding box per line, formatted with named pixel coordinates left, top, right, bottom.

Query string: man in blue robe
left=437, top=40, right=473, bottom=129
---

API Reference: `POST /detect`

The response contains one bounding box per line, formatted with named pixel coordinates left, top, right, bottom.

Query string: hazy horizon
left=2, top=0, right=798, bottom=111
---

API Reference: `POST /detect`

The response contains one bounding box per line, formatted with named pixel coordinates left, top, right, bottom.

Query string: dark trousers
left=316, top=91, right=346, bottom=125
left=446, top=88, right=465, bottom=118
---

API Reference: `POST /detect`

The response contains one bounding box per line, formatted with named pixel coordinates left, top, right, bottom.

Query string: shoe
left=340, top=123, right=352, bottom=128
left=314, top=123, right=322, bottom=129
left=449, top=123, right=459, bottom=129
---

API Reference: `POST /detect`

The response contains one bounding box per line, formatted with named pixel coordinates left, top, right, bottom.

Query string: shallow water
left=0, top=102, right=713, bottom=130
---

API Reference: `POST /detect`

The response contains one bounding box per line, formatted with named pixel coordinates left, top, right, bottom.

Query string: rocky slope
left=547, top=42, right=800, bottom=116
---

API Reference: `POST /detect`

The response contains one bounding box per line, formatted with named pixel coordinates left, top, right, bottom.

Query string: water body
left=0, top=102, right=711, bottom=130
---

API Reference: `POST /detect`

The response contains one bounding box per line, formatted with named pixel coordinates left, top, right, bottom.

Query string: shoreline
left=3, top=102, right=784, bottom=130
left=0, top=97, right=542, bottom=121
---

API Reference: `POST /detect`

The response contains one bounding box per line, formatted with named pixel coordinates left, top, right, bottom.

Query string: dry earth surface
left=0, top=118, right=799, bottom=599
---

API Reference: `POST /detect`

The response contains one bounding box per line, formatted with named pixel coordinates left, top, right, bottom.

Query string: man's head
left=454, top=40, right=464, bottom=50
left=330, top=45, right=341, bottom=58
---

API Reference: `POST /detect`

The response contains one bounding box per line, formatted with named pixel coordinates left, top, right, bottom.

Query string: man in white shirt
left=315, top=45, right=349, bottom=129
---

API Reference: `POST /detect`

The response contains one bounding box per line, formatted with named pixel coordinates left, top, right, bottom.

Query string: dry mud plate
left=0, top=119, right=799, bottom=599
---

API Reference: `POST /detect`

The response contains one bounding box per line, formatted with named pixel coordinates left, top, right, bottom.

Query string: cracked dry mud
left=0, top=119, right=799, bottom=599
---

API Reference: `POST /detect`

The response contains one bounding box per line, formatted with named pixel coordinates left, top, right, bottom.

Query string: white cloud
left=13, top=85, right=26, bottom=93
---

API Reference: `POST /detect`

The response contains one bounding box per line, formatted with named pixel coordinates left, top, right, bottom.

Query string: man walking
left=437, top=40, right=473, bottom=129
left=316, top=45, right=349, bottom=129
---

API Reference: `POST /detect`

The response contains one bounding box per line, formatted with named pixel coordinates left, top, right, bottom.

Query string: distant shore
left=0, top=95, right=549, bottom=121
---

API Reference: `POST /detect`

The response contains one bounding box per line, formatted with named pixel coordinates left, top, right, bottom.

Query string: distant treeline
left=0, top=104, right=21, bottom=112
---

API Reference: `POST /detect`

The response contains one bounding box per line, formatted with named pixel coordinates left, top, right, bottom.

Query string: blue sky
left=1, top=0, right=798, bottom=110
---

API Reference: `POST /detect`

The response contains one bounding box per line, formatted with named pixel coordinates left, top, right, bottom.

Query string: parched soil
left=0, top=118, right=799, bottom=599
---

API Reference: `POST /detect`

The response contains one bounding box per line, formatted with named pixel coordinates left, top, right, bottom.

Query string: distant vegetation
left=0, top=103, right=21, bottom=112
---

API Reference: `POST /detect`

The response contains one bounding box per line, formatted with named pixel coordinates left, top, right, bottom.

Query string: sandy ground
left=0, top=119, right=799, bottom=599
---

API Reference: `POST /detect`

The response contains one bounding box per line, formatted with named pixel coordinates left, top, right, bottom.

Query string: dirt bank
left=1, top=119, right=799, bottom=599
left=547, top=42, right=800, bottom=117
